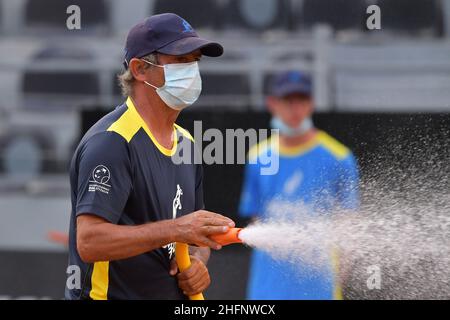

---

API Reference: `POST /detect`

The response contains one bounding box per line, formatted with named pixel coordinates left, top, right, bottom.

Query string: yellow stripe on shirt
left=89, top=261, right=109, bottom=300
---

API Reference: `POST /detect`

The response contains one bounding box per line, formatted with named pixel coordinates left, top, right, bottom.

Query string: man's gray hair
left=117, top=53, right=159, bottom=97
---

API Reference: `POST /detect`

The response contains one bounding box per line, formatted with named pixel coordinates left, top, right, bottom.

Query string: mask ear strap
left=141, top=59, right=164, bottom=68
left=141, top=58, right=163, bottom=89
left=144, top=81, right=158, bottom=90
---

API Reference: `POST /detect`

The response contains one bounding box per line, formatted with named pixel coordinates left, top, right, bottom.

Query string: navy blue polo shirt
left=65, top=97, right=204, bottom=300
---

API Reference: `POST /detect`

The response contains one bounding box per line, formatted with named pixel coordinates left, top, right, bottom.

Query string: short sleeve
left=75, top=132, right=133, bottom=224
left=238, top=163, right=261, bottom=218
left=195, top=164, right=205, bottom=211
left=336, top=153, right=360, bottom=211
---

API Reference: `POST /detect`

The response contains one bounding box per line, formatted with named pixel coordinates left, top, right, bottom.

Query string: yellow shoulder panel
left=107, top=106, right=141, bottom=143
left=317, top=131, right=350, bottom=160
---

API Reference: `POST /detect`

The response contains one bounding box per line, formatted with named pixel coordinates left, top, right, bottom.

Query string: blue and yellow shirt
left=239, top=131, right=359, bottom=300
left=66, top=97, right=203, bottom=300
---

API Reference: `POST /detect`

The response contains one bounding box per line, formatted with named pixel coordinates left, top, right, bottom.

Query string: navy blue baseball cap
left=123, top=13, right=223, bottom=68
left=270, top=71, right=312, bottom=97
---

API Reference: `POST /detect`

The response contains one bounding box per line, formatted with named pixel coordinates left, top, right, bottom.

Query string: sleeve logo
left=88, top=165, right=111, bottom=194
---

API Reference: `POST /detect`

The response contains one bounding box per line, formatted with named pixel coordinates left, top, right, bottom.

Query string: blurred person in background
left=65, top=13, right=235, bottom=300
left=239, top=71, right=359, bottom=300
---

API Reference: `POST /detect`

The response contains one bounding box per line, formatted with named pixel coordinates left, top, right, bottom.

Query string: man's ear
left=129, top=58, right=148, bottom=82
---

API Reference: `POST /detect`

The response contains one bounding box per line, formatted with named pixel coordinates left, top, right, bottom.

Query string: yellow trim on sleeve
left=89, top=261, right=109, bottom=300
left=108, top=97, right=178, bottom=157
left=316, top=131, right=350, bottom=160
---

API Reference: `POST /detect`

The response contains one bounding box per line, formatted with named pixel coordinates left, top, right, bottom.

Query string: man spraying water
left=239, top=71, right=359, bottom=300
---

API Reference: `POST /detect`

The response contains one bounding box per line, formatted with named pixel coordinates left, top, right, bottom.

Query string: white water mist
left=238, top=130, right=450, bottom=299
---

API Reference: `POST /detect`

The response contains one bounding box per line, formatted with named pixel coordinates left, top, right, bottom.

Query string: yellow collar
left=277, top=133, right=320, bottom=157
left=126, top=97, right=178, bottom=157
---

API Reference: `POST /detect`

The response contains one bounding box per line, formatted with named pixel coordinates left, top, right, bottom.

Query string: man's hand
left=169, top=256, right=211, bottom=296
left=173, top=210, right=235, bottom=250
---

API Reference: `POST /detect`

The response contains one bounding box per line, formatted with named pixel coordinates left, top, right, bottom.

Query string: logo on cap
left=181, top=19, right=194, bottom=33
left=289, top=72, right=302, bottom=83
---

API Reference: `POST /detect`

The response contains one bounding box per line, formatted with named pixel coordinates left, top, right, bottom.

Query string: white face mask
left=143, top=60, right=202, bottom=111
left=270, top=116, right=314, bottom=137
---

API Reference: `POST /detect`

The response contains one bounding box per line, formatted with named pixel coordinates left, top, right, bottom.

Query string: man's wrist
left=145, top=219, right=179, bottom=246
left=165, top=218, right=180, bottom=244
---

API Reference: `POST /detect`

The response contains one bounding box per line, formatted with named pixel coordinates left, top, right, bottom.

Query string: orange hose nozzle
left=209, top=227, right=243, bottom=246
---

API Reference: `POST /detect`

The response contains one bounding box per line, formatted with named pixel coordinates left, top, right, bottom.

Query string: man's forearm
left=77, top=216, right=177, bottom=263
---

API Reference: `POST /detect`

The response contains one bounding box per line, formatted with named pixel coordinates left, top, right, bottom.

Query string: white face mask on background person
left=270, top=116, right=314, bottom=137
left=143, top=60, right=202, bottom=111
